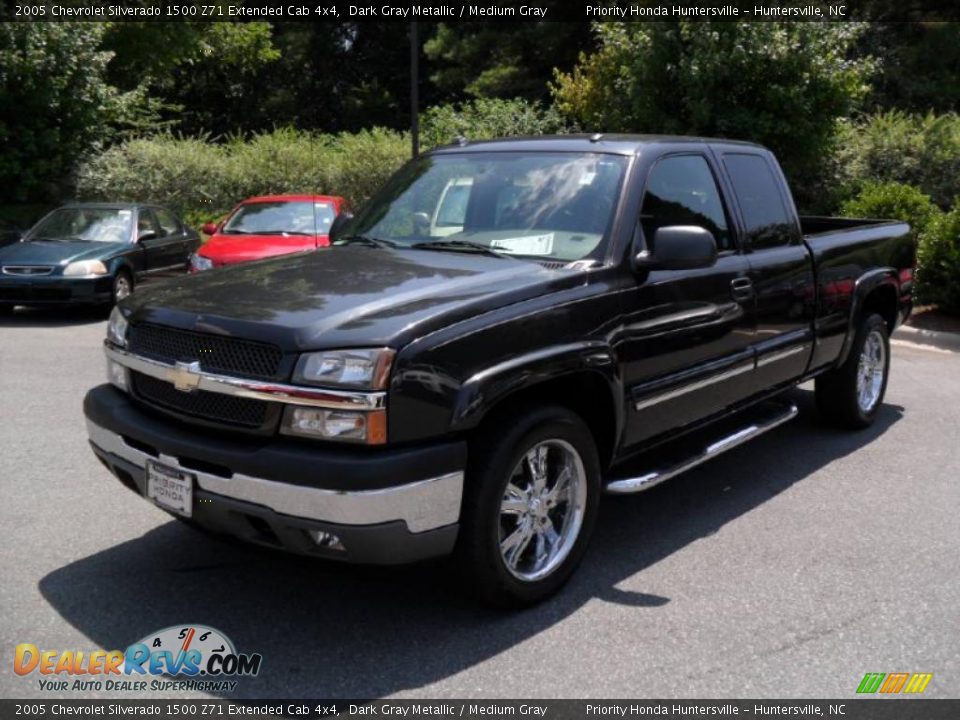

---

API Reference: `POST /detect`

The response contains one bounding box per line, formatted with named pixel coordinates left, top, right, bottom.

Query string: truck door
left=718, top=152, right=815, bottom=389
left=618, top=153, right=757, bottom=448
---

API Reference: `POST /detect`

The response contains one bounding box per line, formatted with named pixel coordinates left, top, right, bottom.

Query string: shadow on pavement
left=0, top=305, right=107, bottom=328
left=39, top=389, right=903, bottom=698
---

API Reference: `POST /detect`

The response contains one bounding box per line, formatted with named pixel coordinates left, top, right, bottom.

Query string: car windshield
left=26, top=208, right=133, bottom=243
left=345, top=152, right=629, bottom=262
left=221, top=201, right=335, bottom=235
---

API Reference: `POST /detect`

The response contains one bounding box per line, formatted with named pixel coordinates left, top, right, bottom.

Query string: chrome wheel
left=113, top=274, right=132, bottom=302
left=499, top=439, right=587, bottom=582
left=856, top=328, right=886, bottom=413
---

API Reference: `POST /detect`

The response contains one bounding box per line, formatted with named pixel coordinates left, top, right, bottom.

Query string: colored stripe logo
left=857, top=672, right=932, bottom=694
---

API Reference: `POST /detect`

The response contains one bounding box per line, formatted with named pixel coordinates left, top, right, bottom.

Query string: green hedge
left=835, top=111, right=960, bottom=209
left=917, top=205, right=960, bottom=313
left=839, top=181, right=941, bottom=242
left=839, top=181, right=960, bottom=313
left=75, top=100, right=570, bottom=229
left=75, top=128, right=410, bottom=227
left=419, top=98, right=573, bottom=150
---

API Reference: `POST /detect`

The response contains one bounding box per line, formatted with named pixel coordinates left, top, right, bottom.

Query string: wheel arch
left=836, top=267, right=899, bottom=366
left=451, top=343, right=624, bottom=471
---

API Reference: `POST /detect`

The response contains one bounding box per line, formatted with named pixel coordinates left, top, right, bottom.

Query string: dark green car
left=0, top=203, right=200, bottom=311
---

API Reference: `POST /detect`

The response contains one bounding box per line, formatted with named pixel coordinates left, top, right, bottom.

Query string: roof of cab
left=428, top=134, right=767, bottom=156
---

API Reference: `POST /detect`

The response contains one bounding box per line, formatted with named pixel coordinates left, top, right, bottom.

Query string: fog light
left=308, top=530, right=345, bottom=551
left=107, top=358, right=128, bottom=391
left=280, top=407, right=387, bottom=444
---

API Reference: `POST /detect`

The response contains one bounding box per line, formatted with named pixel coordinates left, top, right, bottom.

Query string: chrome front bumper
left=86, top=420, right=463, bottom=534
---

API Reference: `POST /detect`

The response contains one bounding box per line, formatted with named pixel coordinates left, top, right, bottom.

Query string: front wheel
left=816, top=313, right=890, bottom=429
left=111, top=270, right=133, bottom=305
left=457, top=405, right=601, bottom=607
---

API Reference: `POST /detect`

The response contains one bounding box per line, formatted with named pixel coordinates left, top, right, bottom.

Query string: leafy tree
left=553, top=22, right=874, bottom=209
left=863, top=23, right=960, bottom=113
left=425, top=22, right=593, bottom=101
left=0, top=22, right=145, bottom=203
left=103, top=19, right=279, bottom=136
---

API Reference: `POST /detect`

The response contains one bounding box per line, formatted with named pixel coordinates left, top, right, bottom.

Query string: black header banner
left=4, top=700, right=960, bottom=720
left=5, top=0, right=960, bottom=23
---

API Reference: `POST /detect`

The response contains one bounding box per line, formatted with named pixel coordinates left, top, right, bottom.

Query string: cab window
left=640, top=155, right=732, bottom=251
left=721, top=153, right=796, bottom=249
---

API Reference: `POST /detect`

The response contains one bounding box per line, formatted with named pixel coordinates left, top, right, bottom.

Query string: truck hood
left=201, top=233, right=323, bottom=265
left=0, top=240, right=127, bottom=266
left=127, top=247, right=583, bottom=350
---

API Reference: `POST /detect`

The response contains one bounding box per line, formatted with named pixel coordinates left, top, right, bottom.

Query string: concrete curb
left=894, top=324, right=960, bottom=352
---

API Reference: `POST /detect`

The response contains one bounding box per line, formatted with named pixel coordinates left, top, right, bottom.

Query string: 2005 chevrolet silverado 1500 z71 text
left=84, top=136, right=914, bottom=605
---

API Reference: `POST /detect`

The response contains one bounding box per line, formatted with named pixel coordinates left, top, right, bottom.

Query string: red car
left=191, top=194, right=344, bottom=271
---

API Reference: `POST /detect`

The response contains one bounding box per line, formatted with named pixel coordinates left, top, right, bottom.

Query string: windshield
left=346, top=152, right=628, bottom=262
left=222, top=201, right=335, bottom=236
left=27, top=208, right=133, bottom=243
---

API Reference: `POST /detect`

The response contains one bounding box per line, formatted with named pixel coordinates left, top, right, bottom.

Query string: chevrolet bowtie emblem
left=168, top=360, right=202, bottom=393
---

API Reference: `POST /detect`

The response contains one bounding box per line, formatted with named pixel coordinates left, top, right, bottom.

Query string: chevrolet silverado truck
left=84, top=136, right=914, bottom=605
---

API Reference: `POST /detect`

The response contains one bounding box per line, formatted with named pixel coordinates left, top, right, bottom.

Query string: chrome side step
left=605, top=402, right=799, bottom=495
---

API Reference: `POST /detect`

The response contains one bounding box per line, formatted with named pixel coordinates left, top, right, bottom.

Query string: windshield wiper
left=258, top=230, right=313, bottom=236
left=411, top=239, right=509, bottom=258
left=334, top=235, right=399, bottom=249
left=28, top=236, right=79, bottom=243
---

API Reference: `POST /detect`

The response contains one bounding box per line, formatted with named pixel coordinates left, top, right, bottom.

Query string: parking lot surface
left=1, top=308, right=957, bottom=699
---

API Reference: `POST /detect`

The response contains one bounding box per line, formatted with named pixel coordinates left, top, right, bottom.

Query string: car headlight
left=190, top=253, right=214, bottom=272
left=106, top=306, right=128, bottom=347
left=293, top=348, right=395, bottom=390
left=63, top=260, right=108, bottom=277
left=280, top=407, right=387, bottom=444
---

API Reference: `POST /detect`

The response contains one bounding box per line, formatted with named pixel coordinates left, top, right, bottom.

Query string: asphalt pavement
left=1, top=307, right=957, bottom=700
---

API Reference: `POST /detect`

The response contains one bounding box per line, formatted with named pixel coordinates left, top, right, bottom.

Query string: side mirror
left=137, top=230, right=158, bottom=243
left=328, top=211, right=354, bottom=243
left=201, top=222, right=219, bottom=236
left=635, top=226, right=718, bottom=271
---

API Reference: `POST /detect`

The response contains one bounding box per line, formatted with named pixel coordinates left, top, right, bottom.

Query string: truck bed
left=799, top=215, right=904, bottom=237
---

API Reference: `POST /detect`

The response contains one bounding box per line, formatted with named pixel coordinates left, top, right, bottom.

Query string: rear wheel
left=456, top=405, right=600, bottom=607
left=816, top=313, right=890, bottom=429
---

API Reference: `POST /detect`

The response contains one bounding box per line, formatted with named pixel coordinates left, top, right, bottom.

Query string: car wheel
left=0, top=303, right=13, bottom=315
left=457, top=405, right=601, bottom=607
left=111, top=271, right=133, bottom=305
left=815, top=313, right=890, bottom=429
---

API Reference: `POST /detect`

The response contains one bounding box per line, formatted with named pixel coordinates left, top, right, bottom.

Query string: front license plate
left=146, top=461, right=194, bottom=518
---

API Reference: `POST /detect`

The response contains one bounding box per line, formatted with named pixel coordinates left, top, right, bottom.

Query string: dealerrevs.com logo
left=14, top=625, right=262, bottom=693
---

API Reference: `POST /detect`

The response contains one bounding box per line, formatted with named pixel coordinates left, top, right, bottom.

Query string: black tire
left=815, top=313, right=890, bottom=429
left=456, top=405, right=601, bottom=607
left=111, top=270, right=133, bottom=306
left=0, top=303, right=13, bottom=315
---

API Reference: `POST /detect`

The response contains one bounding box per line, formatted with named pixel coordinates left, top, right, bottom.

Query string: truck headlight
left=190, top=253, right=214, bottom=272
left=293, top=348, right=395, bottom=390
left=280, top=407, right=387, bottom=445
left=63, top=260, right=108, bottom=277
left=106, top=306, right=128, bottom=347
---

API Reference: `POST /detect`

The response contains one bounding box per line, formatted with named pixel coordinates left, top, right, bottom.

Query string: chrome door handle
left=731, top=277, right=754, bottom=302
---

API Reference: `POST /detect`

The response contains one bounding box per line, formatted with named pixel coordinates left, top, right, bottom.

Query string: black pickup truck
left=84, top=136, right=914, bottom=605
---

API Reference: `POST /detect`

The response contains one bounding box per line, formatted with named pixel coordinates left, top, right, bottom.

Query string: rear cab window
left=721, top=153, right=799, bottom=249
